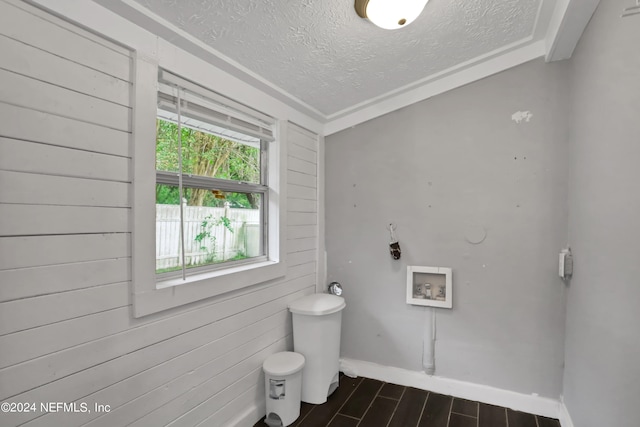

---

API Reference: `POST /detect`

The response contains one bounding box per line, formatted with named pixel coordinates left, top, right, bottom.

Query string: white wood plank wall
left=0, top=1, right=318, bottom=426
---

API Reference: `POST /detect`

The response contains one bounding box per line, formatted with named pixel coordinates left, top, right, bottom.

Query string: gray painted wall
left=563, top=0, right=640, bottom=425
left=326, top=58, right=570, bottom=398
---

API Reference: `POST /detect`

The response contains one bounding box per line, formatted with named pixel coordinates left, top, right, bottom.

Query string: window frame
left=131, top=54, right=287, bottom=318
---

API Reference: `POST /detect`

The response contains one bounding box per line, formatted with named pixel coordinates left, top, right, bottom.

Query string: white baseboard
left=340, top=358, right=561, bottom=420
left=558, top=397, right=575, bottom=427
left=227, top=400, right=264, bottom=427
left=226, top=359, right=573, bottom=426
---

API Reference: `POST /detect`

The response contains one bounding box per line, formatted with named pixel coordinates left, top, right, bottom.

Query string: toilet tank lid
left=263, top=351, right=305, bottom=376
left=288, top=294, right=346, bottom=316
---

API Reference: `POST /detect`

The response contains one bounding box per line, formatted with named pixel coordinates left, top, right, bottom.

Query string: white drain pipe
left=422, top=307, right=436, bottom=375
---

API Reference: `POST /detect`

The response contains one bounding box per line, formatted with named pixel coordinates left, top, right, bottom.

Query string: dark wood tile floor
left=254, top=374, right=561, bottom=427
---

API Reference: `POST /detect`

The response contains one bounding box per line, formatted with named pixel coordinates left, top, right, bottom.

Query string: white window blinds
left=157, top=69, right=275, bottom=143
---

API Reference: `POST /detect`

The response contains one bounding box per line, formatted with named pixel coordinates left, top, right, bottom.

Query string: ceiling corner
left=545, top=0, right=601, bottom=62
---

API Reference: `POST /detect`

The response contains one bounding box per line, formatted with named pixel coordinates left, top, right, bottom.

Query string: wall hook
left=387, top=223, right=401, bottom=260
left=387, top=223, right=398, bottom=243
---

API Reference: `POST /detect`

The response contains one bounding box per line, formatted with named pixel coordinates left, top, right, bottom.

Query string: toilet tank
left=289, top=294, right=346, bottom=404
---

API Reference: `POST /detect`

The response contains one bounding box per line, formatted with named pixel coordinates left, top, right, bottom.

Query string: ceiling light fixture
left=355, top=0, right=429, bottom=30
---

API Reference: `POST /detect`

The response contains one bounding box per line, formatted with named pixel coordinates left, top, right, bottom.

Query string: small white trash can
left=263, top=351, right=305, bottom=427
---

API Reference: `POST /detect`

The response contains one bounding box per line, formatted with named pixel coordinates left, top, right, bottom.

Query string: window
left=131, top=60, right=287, bottom=317
left=155, top=71, right=273, bottom=281
left=155, top=70, right=278, bottom=282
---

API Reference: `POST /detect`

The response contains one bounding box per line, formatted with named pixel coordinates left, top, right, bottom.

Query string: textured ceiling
left=126, top=0, right=543, bottom=117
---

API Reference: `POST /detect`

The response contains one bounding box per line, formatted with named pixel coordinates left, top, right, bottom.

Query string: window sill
left=133, top=258, right=286, bottom=318
left=156, top=259, right=279, bottom=290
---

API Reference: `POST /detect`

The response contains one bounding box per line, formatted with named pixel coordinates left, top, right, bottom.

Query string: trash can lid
left=263, top=351, right=305, bottom=376
left=288, top=294, right=346, bottom=316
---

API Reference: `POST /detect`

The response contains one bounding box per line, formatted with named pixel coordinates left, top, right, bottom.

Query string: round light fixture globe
left=355, top=0, right=429, bottom=30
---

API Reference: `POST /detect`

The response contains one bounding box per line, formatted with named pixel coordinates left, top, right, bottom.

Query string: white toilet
left=288, top=294, right=346, bottom=404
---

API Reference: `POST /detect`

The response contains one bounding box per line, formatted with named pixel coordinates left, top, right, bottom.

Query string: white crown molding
left=24, top=0, right=325, bottom=134
left=27, top=0, right=584, bottom=137
left=545, top=0, right=600, bottom=62
left=322, top=0, right=562, bottom=135
left=110, top=0, right=327, bottom=121
left=325, top=35, right=535, bottom=122
left=340, top=358, right=562, bottom=420
left=532, top=0, right=558, bottom=41
left=324, top=39, right=546, bottom=135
